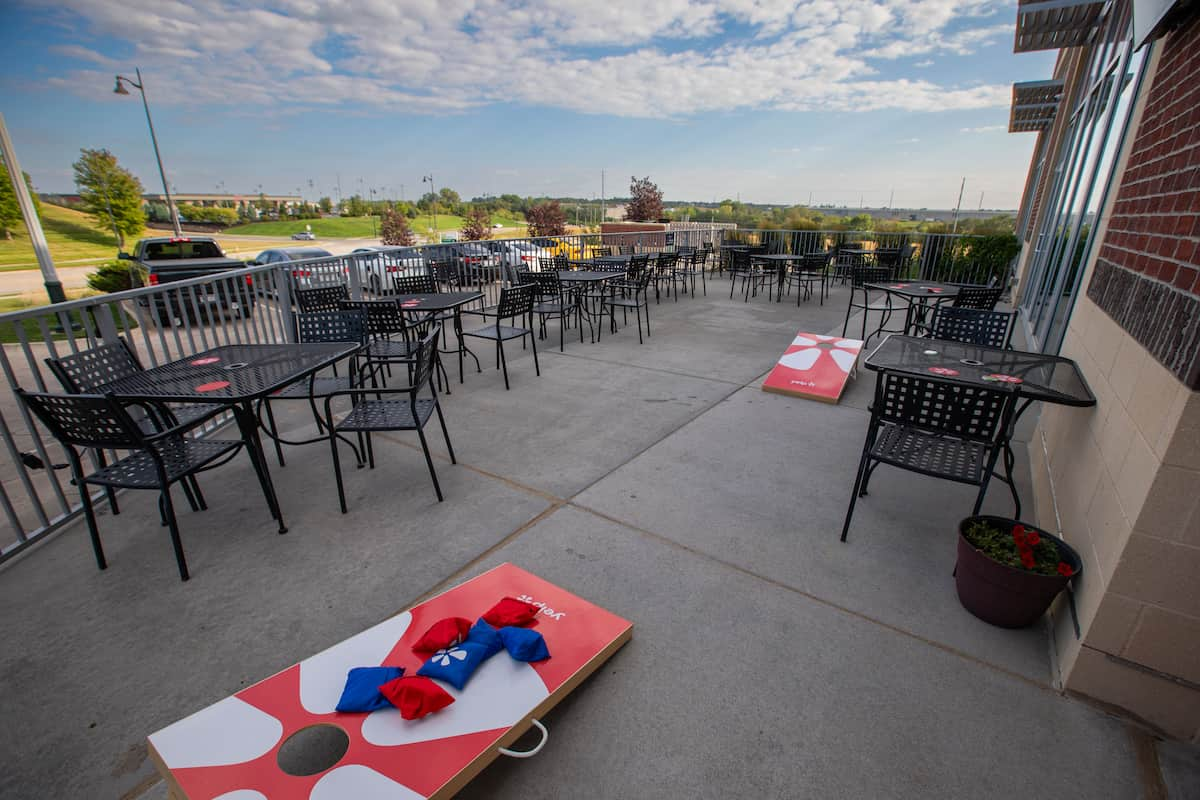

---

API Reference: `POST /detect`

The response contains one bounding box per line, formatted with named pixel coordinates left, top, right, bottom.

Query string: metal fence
left=0, top=224, right=1004, bottom=559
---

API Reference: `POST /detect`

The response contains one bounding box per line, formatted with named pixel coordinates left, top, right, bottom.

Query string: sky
left=0, top=0, right=1056, bottom=210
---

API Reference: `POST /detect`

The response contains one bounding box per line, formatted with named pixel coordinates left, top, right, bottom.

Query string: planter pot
left=955, top=515, right=1083, bottom=629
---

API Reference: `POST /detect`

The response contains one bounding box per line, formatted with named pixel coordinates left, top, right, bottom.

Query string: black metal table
left=863, top=280, right=960, bottom=340
left=750, top=254, right=807, bottom=302
left=864, top=334, right=1095, bottom=516
left=557, top=271, right=622, bottom=342
left=578, top=254, right=635, bottom=268
left=102, top=342, right=358, bottom=533
left=393, top=291, right=484, bottom=384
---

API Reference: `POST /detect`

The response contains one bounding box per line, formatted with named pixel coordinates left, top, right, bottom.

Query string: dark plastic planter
left=955, top=515, right=1083, bottom=629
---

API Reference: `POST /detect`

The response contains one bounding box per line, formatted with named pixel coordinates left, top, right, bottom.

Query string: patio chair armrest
left=136, top=403, right=228, bottom=443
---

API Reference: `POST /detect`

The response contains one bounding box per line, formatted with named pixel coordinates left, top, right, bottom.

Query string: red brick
left=1174, top=266, right=1197, bottom=292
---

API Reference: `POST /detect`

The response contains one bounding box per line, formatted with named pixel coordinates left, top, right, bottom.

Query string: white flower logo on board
left=432, top=646, right=469, bottom=667
left=779, top=334, right=861, bottom=374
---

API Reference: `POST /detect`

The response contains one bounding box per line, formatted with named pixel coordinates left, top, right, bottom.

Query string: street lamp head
left=113, top=77, right=130, bottom=95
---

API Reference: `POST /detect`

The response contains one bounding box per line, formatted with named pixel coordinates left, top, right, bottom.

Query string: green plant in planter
left=87, top=260, right=145, bottom=294
left=962, top=519, right=1074, bottom=577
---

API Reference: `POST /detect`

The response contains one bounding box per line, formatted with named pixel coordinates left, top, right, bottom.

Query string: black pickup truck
left=120, top=236, right=254, bottom=325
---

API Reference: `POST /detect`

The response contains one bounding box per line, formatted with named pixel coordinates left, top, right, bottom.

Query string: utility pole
left=978, top=191, right=985, bottom=211
left=114, top=68, right=181, bottom=236
left=0, top=113, right=65, bottom=303
left=423, top=174, right=436, bottom=235
left=601, top=169, right=605, bottom=224
left=951, top=177, right=966, bottom=234
left=888, top=189, right=894, bottom=210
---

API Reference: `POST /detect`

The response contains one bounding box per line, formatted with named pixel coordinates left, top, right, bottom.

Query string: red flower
left=1026, top=531, right=1041, bottom=546
left=1012, top=525, right=1027, bottom=547
left=1020, top=551, right=1036, bottom=569
left=1057, top=562, right=1074, bottom=577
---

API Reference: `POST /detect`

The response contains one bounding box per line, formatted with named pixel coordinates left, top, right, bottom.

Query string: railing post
left=346, top=253, right=364, bottom=300
left=276, top=265, right=296, bottom=343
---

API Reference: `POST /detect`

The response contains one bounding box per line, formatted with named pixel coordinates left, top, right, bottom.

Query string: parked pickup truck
left=119, top=236, right=254, bottom=325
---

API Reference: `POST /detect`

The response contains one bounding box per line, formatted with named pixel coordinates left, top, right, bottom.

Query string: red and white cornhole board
left=148, top=563, right=633, bottom=799
left=761, top=332, right=864, bottom=403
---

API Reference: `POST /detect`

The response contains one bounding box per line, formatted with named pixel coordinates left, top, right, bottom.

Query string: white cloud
left=30, top=0, right=1015, bottom=118
left=960, top=124, right=1006, bottom=133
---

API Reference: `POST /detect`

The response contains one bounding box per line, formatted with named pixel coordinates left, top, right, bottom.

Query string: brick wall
left=1086, top=12, right=1200, bottom=388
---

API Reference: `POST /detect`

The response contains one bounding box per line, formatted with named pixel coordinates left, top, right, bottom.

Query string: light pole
left=114, top=68, right=181, bottom=236
left=422, top=174, right=436, bottom=236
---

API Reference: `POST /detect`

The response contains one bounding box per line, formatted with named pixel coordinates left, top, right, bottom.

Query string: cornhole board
left=761, top=331, right=864, bottom=403
left=147, top=563, right=633, bottom=799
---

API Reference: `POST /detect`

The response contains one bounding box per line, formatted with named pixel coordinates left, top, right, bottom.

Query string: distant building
left=141, top=192, right=303, bottom=211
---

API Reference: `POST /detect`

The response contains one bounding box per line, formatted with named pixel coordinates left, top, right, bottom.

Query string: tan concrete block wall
left=1034, top=297, right=1200, bottom=741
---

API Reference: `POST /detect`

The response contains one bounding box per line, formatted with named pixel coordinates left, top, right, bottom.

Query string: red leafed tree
left=380, top=207, right=416, bottom=246
left=624, top=176, right=664, bottom=222
left=460, top=207, right=492, bottom=240
left=526, top=201, right=567, bottom=236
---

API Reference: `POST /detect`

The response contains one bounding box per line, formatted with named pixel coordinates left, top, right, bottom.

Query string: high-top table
left=862, top=280, right=961, bottom=339
left=864, top=334, right=1095, bottom=517
left=393, top=291, right=485, bottom=384
left=101, top=342, right=359, bottom=533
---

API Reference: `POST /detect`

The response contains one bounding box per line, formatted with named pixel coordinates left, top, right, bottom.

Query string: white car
left=291, top=231, right=316, bottom=240
left=350, top=246, right=427, bottom=294
left=486, top=240, right=539, bottom=269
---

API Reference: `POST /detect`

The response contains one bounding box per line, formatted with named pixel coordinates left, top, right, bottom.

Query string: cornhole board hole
left=148, top=563, right=633, bottom=799
left=761, top=332, right=864, bottom=403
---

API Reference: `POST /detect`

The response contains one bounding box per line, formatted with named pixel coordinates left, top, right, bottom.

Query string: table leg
left=235, top=401, right=287, bottom=534
left=451, top=306, right=482, bottom=384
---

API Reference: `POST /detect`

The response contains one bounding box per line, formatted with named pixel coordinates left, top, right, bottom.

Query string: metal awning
left=1014, top=0, right=1108, bottom=52
left=1009, top=79, right=1065, bottom=132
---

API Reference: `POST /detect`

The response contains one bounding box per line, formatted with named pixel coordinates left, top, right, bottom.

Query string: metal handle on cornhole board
left=497, top=718, right=548, bottom=758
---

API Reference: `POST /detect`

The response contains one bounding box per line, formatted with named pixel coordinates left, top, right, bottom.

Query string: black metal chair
left=926, top=306, right=1014, bottom=349
left=17, top=389, right=275, bottom=580
left=324, top=330, right=455, bottom=510
left=600, top=262, right=652, bottom=344
left=651, top=252, right=680, bottom=303
left=524, top=270, right=582, bottom=352
left=784, top=252, right=831, bottom=306
left=462, top=284, right=539, bottom=390
left=672, top=250, right=707, bottom=297
left=841, top=266, right=894, bottom=341
left=392, top=272, right=439, bottom=295
left=258, top=310, right=367, bottom=466
left=840, top=371, right=1018, bottom=542
left=296, top=285, right=349, bottom=314
left=338, top=298, right=418, bottom=370
left=952, top=284, right=1004, bottom=310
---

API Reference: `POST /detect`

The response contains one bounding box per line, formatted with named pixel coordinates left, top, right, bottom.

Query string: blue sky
left=0, top=0, right=1055, bottom=209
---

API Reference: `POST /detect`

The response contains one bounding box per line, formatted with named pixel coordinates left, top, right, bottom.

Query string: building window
left=1018, top=1, right=1148, bottom=353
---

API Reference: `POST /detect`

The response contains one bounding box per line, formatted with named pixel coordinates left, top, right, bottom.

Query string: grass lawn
left=226, top=213, right=528, bottom=238
left=0, top=289, right=139, bottom=344
left=0, top=204, right=123, bottom=270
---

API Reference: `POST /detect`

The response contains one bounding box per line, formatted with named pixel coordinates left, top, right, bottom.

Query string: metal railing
left=0, top=224, right=1008, bottom=558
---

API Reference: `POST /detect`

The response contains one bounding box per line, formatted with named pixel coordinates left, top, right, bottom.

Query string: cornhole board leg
left=761, top=331, right=864, bottom=404
left=147, top=563, right=633, bottom=799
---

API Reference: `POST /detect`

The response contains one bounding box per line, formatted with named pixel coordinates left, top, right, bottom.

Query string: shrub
left=87, top=260, right=144, bottom=293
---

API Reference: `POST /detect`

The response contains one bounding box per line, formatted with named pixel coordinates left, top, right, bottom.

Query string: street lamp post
left=422, top=174, right=436, bottom=237
left=114, top=68, right=181, bottom=236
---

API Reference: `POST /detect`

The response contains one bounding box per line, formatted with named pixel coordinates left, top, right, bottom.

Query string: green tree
left=0, top=159, right=41, bottom=239
left=72, top=148, right=144, bottom=248
left=460, top=207, right=492, bottom=241
left=318, top=196, right=333, bottom=214
left=379, top=207, right=416, bottom=246
left=624, top=176, right=664, bottom=222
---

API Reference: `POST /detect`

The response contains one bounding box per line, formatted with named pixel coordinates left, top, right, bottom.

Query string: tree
left=0, top=159, right=40, bottom=239
left=624, top=176, right=663, bottom=222
left=72, top=148, right=145, bottom=248
left=318, top=196, right=333, bottom=214
left=380, top=207, right=416, bottom=246
left=460, top=207, right=492, bottom=241
left=526, top=201, right=566, bottom=236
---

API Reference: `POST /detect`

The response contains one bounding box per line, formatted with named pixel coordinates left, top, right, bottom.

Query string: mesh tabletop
left=101, top=343, right=358, bottom=404
left=864, top=335, right=1095, bottom=406
left=579, top=255, right=635, bottom=265
left=556, top=271, right=622, bottom=283
left=864, top=281, right=960, bottom=300
left=392, top=291, right=483, bottom=312
left=753, top=254, right=805, bottom=261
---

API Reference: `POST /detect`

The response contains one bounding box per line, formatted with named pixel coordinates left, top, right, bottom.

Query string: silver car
left=350, top=246, right=427, bottom=294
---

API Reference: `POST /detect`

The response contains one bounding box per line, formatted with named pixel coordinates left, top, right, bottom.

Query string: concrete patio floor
left=0, top=280, right=1175, bottom=798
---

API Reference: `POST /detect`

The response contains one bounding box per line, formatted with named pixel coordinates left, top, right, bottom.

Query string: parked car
left=250, top=246, right=337, bottom=290
left=485, top=240, right=539, bottom=269
left=530, top=236, right=582, bottom=260
left=291, top=231, right=316, bottom=240
left=350, top=246, right=427, bottom=294
left=120, top=236, right=251, bottom=325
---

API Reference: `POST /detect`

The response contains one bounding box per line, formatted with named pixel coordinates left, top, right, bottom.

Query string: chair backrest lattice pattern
left=18, top=390, right=142, bottom=452
left=45, top=338, right=143, bottom=394
left=929, top=307, right=1013, bottom=349
left=496, top=284, right=536, bottom=319
left=296, top=285, right=350, bottom=314
left=851, top=266, right=892, bottom=287
left=873, top=372, right=1014, bottom=444
left=953, top=285, right=1004, bottom=310
left=392, top=273, right=438, bottom=295
left=338, top=300, right=407, bottom=339
left=296, top=311, right=367, bottom=346
left=410, top=330, right=441, bottom=393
